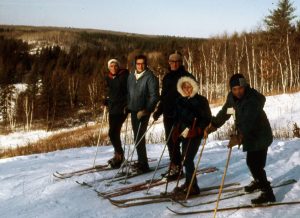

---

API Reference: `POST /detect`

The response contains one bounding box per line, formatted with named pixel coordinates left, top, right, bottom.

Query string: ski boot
left=107, top=152, right=124, bottom=169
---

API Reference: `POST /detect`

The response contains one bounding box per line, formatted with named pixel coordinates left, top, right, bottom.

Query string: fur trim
left=177, top=76, right=199, bottom=98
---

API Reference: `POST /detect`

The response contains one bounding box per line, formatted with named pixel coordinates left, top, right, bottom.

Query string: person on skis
left=104, top=58, right=129, bottom=168
left=153, top=51, right=196, bottom=180
left=127, top=54, right=159, bottom=173
left=204, top=73, right=276, bottom=204
left=171, top=76, right=211, bottom=197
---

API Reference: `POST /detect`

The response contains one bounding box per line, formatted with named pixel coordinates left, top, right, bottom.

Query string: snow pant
left=163, top=116, right=182, bottom=166
left=246, top=148, right=272, bottom=192
left=182, top=136, right=202, bottom=186
left=131, top=112, right=150, bottom=166
left=108, top=113, right=127, bottom=155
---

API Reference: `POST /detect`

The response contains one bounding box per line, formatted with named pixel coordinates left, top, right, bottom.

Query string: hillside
left=0, top=91, right=299, bottom=218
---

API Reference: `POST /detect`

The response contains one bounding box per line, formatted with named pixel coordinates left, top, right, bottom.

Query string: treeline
left=0, top=0, right=299, bottom=132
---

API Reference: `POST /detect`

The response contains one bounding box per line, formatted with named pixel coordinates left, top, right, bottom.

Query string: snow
left=0, top=92, right=300, bottom=218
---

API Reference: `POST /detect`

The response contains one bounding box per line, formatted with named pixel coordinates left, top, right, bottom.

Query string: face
left=169, top=60, right=182, bottom=71
left=135, top=59, right=146, bottom=73
left=231, top=86, right=245, bottom=99
left=182, top=82, right=193, bottom=97
left=108, top=62, right=119, bottom=74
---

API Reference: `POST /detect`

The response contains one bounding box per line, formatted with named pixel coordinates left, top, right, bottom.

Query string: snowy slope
left=0, top=92, right=300, bottom=218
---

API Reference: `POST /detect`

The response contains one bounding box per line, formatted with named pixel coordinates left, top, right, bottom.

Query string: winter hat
left=229, top=73, right=247, bottom=89
left=169, top=51, right=183, bottom=62
left=177, top=76, right=199, bottom=98
left=107, top=58, right=120, bottom=68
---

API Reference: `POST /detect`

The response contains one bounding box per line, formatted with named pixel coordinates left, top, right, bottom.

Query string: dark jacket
left=127, top=69, right=159, bottom=113
left=105, top=69, right=129, bottom=115
left=211, top=86, right=273, bottom=152
left=156, top=66, right=195, bottom=118
left=175, top=95, right=212, bottom=137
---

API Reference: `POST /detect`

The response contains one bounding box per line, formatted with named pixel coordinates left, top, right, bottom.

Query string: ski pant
left=108, top=113, right=127, bottom=155
left=131, top=112, right=150, bottom=166
left=163, top=116, right=182, bottom=166
left=182, top=136, right=202, bottom=186
left=246, top=148, right=272, bottom=192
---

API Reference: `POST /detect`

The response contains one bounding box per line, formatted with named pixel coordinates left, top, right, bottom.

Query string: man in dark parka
left=205, top=73, right=276, bottom=204
left=153, top=51, right=195, bottom=180
left=104, top=59, right=129, bottom=168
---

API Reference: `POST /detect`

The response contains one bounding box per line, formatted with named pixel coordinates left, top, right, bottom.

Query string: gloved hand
left=203, top=123, right=217, bottom=138
left=137, top=110, right=149, bottom=120
left=228, top=134, right=242, bottom=148
left=152, top=111, right=160, bottom=121
left=180, top=128, right=190, bottom=138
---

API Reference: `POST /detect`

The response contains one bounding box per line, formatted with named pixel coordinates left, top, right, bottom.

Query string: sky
left=1, top=0, right=300, bottom=38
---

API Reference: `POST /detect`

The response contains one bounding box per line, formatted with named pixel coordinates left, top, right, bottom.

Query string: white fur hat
left=177, top=76, right=199, bottom=98
left=107, top=58, right=120, bottom=68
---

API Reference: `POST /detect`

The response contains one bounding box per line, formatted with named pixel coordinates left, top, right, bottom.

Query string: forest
left=0, top=0, right=300, bottom=132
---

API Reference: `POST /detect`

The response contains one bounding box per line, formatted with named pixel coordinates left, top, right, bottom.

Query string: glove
left=180, top=128, right=190, bottom=138
left=137, top=110, right=149, bottom=120
left=228, top=134, right=242, bottom=148
left=203, top=123, right=217, bottom=138
left=152, top=111, right=160, bottom=121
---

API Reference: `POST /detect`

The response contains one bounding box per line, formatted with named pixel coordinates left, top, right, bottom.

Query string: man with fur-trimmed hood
left=153, top=51, right=196, bottom=180
left=171, top=76, right=211, bottom=196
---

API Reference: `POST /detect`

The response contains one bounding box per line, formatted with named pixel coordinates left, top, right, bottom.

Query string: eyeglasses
left=169, top=61, right=182, bottom=63
left=136, top=62, right=145, bottom=65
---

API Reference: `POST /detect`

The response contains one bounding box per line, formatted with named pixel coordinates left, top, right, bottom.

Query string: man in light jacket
left=127, top=54, right=159, bottom=173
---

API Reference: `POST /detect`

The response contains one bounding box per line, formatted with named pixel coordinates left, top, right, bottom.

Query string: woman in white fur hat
left=172, top=76, right=211, bottom=197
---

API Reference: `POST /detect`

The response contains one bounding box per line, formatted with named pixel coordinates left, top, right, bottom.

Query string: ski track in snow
left=0, top=92, right=300, bottom=218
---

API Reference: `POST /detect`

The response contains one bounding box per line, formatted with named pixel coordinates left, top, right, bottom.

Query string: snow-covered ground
left=0, top=92, right=300, bottom=218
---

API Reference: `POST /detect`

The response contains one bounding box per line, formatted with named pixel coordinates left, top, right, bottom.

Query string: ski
left=107, top=182, right=240, bottom=207
left=53, top=158, right=157, bottom=179
left=172, top=179, right=297, bottom=208
left=97, top=167, right=218, bottom=199
left=167, top=200, right=300, bottom=215
left=77, top=162, right=170, bottom=188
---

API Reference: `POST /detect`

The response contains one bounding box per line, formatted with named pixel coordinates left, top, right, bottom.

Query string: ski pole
left=106, top=119, right=155, bottom=186
left=213, top=146, right=232, bottom=218
left=174, top=118, right=197, bottom=189
left=145, top=125, right=174, bottom=194
left=122, top=122, right=142, bottom=184
left=121, top=114, right=130, bottom=174
left=92, top=108, right=106, bottom=167
left=185, top=135, right=208, bottom=201
left=122, top=119, right=156, bottom=184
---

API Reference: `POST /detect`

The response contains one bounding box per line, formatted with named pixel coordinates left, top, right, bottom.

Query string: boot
left=172, top=182, right=200, bottom=196
left=251, top=191, right=276, bottom=204
left=131, top=162, right=150, bottom=174
left=107, top=152, right=124, bottom=169
left=162, top=163, right=183, bottom=181
left=251, top=182, right=276, bottom=204
left=244, top=180, right=260, bottom=193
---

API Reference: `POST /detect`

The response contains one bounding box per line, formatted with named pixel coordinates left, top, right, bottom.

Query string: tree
left=264, top=0, right=296, bottom=39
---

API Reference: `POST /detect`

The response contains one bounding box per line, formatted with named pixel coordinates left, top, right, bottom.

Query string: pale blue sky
left=1, top=0, right=300, bottom=37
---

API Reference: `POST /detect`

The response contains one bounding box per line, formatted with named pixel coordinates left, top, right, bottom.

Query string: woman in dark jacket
left=172, top=76, right=211, bottom=196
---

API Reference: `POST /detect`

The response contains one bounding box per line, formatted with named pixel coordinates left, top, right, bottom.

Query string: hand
left=204, top=123, right=217, bottom=138
left=228, top=134, right=242, bottom=148
left=152, top=111, right=160, bottom=121
left=137, top=110, right=149, bottom=120
left=180, top=128, right=190, bottom=138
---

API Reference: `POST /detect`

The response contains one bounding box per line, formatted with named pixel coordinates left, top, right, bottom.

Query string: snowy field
left=0, top=92, right=300, bottom=218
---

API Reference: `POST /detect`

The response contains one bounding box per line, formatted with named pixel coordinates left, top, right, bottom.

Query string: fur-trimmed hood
left=177, top=76, right=199, bottom=98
